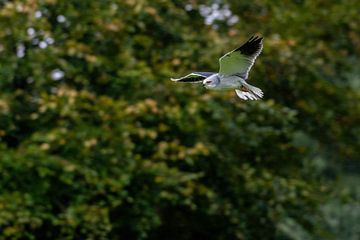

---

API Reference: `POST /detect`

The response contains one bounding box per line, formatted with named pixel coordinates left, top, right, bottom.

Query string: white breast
left=216, top=75, right=243, bottom=90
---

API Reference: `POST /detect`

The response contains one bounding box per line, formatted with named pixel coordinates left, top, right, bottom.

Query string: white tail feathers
left=235, top=83, right=263, bottom=100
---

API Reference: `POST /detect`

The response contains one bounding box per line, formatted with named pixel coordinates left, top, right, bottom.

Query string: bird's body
left=203, top=74, right=242, bottom=90
left=171, top=36, right=264, bottom=100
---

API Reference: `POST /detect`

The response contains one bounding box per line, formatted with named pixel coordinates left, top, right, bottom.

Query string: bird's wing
left=170, top=72, right=215, bottom=82
left=219, top=36, right=263, bottom=79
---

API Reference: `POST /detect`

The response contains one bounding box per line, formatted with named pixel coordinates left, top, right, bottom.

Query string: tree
left=0, top=0, right=359, bottom=239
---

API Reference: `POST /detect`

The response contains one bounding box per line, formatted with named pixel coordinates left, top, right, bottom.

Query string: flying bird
left=171, top=36, right=264, bottom=100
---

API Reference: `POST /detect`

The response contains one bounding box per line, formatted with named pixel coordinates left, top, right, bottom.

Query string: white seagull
left=171, top=36, right=264, bottom=100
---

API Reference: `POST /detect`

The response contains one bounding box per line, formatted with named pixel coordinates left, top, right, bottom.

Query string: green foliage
left=0, top=0, right=359, bottom=239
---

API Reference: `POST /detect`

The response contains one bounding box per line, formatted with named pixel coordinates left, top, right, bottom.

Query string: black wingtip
left=248, top=35, right=263, bottom=43
left=235, top=35, right=263, bottom=55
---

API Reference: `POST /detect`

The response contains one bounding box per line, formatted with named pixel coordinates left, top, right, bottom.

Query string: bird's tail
left=235, top=83, right=263, bottom=100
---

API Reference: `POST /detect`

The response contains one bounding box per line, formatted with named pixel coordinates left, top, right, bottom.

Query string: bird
left=171, top=36, right=264, bottom=100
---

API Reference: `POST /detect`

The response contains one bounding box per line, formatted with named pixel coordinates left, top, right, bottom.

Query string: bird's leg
left=240, top=85, right=249, bottom=92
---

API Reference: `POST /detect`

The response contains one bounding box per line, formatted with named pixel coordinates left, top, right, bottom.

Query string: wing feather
left=171, top=72, right=214, bottom=82
left=219, top=36, right=263, bottom=78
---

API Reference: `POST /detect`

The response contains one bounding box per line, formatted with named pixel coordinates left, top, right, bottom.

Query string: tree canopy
left=0, top=0, right=359, bottom=239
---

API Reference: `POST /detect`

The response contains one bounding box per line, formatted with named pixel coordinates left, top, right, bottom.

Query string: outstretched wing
left=219, top=36, right=263, bottom=78
left=171, top=72, right=215, bottom=83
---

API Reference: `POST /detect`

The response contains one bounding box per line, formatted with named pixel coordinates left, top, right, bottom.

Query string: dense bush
left=0, top=0, right=359, bottom=239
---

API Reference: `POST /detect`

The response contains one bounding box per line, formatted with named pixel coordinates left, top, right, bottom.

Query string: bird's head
left=203, top=74, right=219, bottom=89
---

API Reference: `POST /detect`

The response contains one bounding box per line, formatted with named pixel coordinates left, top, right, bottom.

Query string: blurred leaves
left=0, top=0, right=359, bottom=239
